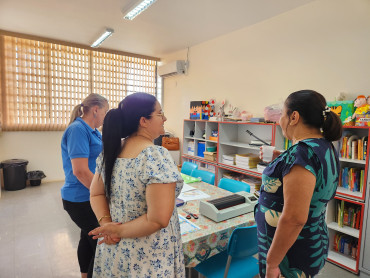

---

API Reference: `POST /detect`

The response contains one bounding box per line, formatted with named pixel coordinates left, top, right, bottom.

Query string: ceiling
left=0, top=0, right=315, bottom=58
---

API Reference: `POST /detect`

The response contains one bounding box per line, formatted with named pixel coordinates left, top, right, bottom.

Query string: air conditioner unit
left=158, top=60, right=186, bottom=77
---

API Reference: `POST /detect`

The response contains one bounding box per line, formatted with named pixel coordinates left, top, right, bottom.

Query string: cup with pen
left=246, top=130, right=275, bottom=163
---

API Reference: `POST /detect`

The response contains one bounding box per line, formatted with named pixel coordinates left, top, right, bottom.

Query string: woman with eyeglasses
left=88, top=92, right=185, bottom=277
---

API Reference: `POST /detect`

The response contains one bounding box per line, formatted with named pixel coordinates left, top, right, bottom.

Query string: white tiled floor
left=0, top=182, right=359, bottom=278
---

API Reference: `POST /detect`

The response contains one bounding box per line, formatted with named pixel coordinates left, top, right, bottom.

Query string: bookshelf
left=326, top=196, right=365, bottom=273
left=325, top=126, right=370, bottom=274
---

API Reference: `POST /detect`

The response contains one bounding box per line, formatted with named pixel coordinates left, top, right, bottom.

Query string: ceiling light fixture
left=122, top=0, right=157, bottom=20
left=90, top=28, right=114, bottom=48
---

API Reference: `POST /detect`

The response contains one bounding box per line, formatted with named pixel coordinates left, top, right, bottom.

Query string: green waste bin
left=0, top=159, right=29, bottom=191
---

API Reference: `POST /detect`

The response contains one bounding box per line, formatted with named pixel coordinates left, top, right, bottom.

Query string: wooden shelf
left=336, top=187, right=363, bottom=199
left=327, top=251, right=357, bottom=272
left=218, top=163, right=262, bottom=178
left=219, top=141, right=260, bottom=150
left=339, top=157, right=366, bottom=165
left=327, top=222, right=360, bottom=238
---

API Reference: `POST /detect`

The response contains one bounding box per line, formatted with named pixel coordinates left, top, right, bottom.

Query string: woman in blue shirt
left=256, top=90, right=342, bottom=278
left=61, top=93, right=108, bottom=278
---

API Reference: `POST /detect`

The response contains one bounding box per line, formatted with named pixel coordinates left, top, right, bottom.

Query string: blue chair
left=190, top=169, right=215, bottom=185
left=195, top=225, right=259, bottom=278
left=218, top=178, right=250, bottom=193
left=181, top=161, right=198, bottom=175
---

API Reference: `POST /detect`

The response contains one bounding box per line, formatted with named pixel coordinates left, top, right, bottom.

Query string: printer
left=199, top=191, right=258, bottom=222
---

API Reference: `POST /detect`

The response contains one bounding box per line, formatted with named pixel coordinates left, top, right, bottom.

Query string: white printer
left=199, top=191, right=258, bottom=222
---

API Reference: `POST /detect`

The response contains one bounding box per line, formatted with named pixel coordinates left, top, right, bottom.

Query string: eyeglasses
left=153, top=111, right=165, bottom=119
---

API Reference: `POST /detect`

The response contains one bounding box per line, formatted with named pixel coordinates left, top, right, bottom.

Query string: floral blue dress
left=255, top=138, right=340, bottom=278
left=93, top=145, right=185, bottom=278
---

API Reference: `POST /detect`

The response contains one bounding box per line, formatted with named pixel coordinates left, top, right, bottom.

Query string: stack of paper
left=222, top=154, right=235, bottom=165
left=241, top=177, right=262, bottom=193
left=235, top=153, right=260, bottom=169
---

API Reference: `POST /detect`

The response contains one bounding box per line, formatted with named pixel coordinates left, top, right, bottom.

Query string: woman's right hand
left=89, top=222, right=122, bottom=245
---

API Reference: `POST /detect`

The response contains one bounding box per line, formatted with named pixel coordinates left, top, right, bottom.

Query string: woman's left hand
left=266, top=263, right=281, bottom=278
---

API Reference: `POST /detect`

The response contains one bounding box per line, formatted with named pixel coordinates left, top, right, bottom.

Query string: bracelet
left=98, top=215, right=111, bottom=223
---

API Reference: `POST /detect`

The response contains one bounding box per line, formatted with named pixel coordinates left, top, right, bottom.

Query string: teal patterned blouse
left=255, top=138, right=340, bottom=278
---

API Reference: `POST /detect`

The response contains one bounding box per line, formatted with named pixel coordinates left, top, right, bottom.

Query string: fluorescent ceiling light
left=123, top=0, right=157, bottom=20
left=90, top=28, right=114, bottom=48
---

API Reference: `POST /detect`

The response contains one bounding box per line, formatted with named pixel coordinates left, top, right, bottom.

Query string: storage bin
left=206, top=146, right=217, bottom=152
left=197, top=142, right=206, bottom=157
left=204, top=151, right=217, bottom=162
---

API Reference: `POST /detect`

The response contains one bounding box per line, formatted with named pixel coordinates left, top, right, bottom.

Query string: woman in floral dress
left=256, top=90, right=342, bottom=278
left=89, top=93, right=185, bottom=278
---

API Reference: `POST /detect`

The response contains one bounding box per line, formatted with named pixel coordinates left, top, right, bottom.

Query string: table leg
left=186, top=267, right=192, bottom=278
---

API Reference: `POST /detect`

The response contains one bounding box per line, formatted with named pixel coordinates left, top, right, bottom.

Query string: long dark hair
left=102, top=93, right=157, bottom=199
left=285, top=90, right=342, bottom=141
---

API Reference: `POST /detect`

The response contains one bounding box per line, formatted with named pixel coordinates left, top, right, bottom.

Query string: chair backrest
left=181, top=161, right=198, bottom=175
left=190, top=169, right=215, bottom=185
left=218, top=178, right=250, bottom=193
left=228, top=225, right=258, bottom=259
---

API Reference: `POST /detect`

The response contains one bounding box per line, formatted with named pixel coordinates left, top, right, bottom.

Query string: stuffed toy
left=351, top=95, right=370, bottom=126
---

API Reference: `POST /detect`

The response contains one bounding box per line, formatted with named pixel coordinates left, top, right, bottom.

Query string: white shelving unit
left=325, top=126, right=370, bottom=274
left=182, top=120, right=275, bottom=185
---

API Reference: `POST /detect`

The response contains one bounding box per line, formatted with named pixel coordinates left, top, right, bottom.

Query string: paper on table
left=181, top=183, right=196, bottom=193
left=178, top=214, right=201, bottom=235
left=178, top=189, right=210, bottom=202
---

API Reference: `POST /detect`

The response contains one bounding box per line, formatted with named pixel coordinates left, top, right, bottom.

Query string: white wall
left=0, top=132, right=64, bottom=184
left=162, top=0, right=370, bottom=140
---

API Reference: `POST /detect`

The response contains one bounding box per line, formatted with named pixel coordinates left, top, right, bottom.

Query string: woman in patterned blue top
left=255, top=90, right=342, bottom=278
left=88, top=93, right=185, bottom=277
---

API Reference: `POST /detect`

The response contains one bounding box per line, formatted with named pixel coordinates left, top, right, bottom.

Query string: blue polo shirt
left=61, top=117, right=102, bottom=202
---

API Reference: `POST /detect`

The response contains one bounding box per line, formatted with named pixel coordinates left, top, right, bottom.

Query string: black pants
left=63, top=199, right=99, bottom=277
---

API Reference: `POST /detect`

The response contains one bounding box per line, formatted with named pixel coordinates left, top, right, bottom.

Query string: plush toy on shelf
left=351, top=95, right=370, bottom=126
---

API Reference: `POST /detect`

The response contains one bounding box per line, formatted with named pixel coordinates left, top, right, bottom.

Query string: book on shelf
left=333, top=232, right=358, bottom=259
left=235, top=153, right=260, bottom=169
left=347, top=135, right=359, bottom=159
left=364, top=136, right=368, bottom=158
left=340, top=134, right=367, bottom=160
left=336, top=200, right=361, bottom=230
left=339, top=167, right=364, bottom=193
left=220, top=172, right=262, bottom=194
left=222, top=154, right=235, bottom=165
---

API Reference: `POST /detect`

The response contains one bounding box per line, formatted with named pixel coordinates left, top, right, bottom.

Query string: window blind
left=0, top=34, right=158, bottom=131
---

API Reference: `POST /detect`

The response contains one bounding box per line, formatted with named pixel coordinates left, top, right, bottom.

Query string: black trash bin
left=0, top=159, right=29, bottom=191
left=27, top=171, right=46, bottom=186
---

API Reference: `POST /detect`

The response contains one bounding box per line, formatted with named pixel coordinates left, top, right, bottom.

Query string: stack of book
left=333, top=232, right=358, bottom=259
left=339, top=167, right=365, bottom=193
left=336, top=200, right=361, bottom=229
left=241, top=177, right=262, bottom=193
left=187, top=140, right=195, bottom=156
left=235, top=153, right=260, bottom=169
left=222, top=154, right=235, bottom=165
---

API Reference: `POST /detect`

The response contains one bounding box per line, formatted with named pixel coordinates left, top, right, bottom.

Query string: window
left=0, top=33, right=159, bottom=131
